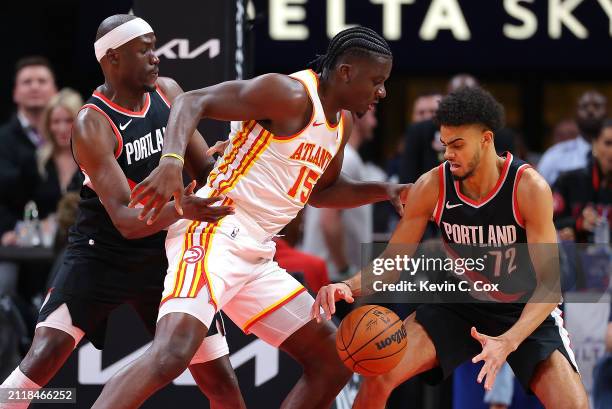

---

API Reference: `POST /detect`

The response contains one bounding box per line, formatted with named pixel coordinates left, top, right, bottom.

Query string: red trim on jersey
left=433, top=163, right=446, bottom=225
left=155, top=85, right=172, bottom=108
left=80, top=104, right=123, bottom=158
left=454, top=152, right=512, bottom=207
left=92, top=91, right=151, bottom=117
left=308, top=69, right=339, bottom=130
left=512, top=164, right=532, bottom=228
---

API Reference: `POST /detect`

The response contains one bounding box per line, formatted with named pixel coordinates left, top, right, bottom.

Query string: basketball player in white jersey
left=92, top=27, right=408, bottom=408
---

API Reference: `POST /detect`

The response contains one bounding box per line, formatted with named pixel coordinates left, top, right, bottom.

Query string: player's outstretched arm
left=311, top=168, right=438, bottom=322
left=156, top=77, right=217, bottom=190
left=72, top=109, right=233, bottom=239
left=471, top=168, right=560, bottom=391
left=308, top=112, right=410, bottom=215
left=130, top=74, right=307, bottom=224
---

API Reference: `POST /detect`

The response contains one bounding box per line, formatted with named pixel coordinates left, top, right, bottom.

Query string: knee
left=303, top=351, right=351, bottom=385
left=23, top=333, right=72, bottom=371
left=148, top=343, right=196, bottom=383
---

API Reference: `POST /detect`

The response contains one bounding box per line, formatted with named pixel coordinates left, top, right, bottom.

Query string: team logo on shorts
left=183, top=245, right=205, bottom=264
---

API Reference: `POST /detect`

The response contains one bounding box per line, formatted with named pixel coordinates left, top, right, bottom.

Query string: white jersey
left=206, top=69, right=345, bottom=236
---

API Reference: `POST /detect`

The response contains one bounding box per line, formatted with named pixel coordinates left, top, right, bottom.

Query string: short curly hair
left=434, top=86, right=505, bottom=132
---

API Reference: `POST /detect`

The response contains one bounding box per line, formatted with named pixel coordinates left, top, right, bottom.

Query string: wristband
left=335, top=281, right=352, bottom=291
left=160, top=153, right=185, bottom=165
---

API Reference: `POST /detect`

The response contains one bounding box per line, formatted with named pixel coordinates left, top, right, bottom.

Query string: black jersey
left=69, top=86, right=173, bottom=252
left=433, top=152, right=535, bottom=302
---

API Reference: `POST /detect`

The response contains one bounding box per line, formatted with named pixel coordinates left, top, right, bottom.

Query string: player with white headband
left=0, top=14, right=244, bottom=409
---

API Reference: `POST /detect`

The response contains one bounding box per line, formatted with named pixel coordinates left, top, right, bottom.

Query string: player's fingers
left=205, top=205, right=235, bottom=215
left=184, top=180, right=196, bottom=195
left=484, top=365, right=498, bottom=391
left=311, top=292, right=323, bottom=323
left=392, top=198, right=404, bottom=217
left=470, top=326, right=486, bottom=344
left=326, top=288, right=336, bottom=318
left=201, top=195, right=225, bottom=205
left=146, top=204, right=165, bottom=225
left=342, top=290, right=354, bottom=304
left=174, top=191, right=184, bottom=216
left=206, top=140, right=229, bottom=157
left=310, top=299, right=318, bottom=322
left=319, top=289, right=333, bottom=320
left=477, top=362, right=489, bottom=384
left=137, top=193, right=160, bottom=220
left=472, top=352, right=485, bottom=364
left=130, top=186, right=152, bottom=209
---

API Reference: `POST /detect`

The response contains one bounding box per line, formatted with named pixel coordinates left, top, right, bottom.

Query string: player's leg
left=279, top=318, right=352, bottom=409
left=189, top=352, right=245, bottom=409
left=353, top=312, right=438, bottom=409
left=530, top=350, right=588, bottom=408
left=225, top=265, right=351, bottom=409
left=507, top=308, right=587, bottom=408
left=132, top=288, right=245, bottom=409
left=92, top=311, right=209, bottom=409
left=1, top=295, right=85, bottom=409
left=187, top=316, right=245, bottom=409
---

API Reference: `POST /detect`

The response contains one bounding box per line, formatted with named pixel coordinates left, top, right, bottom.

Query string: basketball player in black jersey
left=313, top=87, right=588, bottom=408
left=0, top=14, right=244, bottom=409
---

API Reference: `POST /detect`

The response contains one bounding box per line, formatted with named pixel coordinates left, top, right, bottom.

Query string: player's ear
left=338, top=63, right=352, bottom=84
left=106, top=49, right=119, bottom=65
left=481, top=129, right=494, bottom=144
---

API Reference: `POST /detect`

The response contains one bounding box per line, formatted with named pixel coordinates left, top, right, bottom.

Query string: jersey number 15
left=288, top=166, right=319, bottom=204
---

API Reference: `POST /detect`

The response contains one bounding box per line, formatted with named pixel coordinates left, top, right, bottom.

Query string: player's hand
left=129, top=159, right=184, bottom=225
left=470, top=327, right=516, bottom=391
left=311, top=282, right=354, bottom=323
left=180, top=180, right=234, bottom=223
left=206, top=139, right=230, bottom=157
left=387, top=183, right=412, bottom=216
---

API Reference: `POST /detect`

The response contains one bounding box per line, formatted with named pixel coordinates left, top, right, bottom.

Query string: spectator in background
left=552, top=118, right=580, bottom=145
left=538, top=90, right=607, bottom=186
left=1, top=89, right=84, bottom=247
left=34, top=89, right=83, bottom=219
left=0, top=57, right=57, bottom=298
left=553, top=118, right=612, bottom=243
left=0, top=56, right=57, bottom=239
left=411, top=91, right=442, bottom=123
left=302, top=109, right=378, bottom=281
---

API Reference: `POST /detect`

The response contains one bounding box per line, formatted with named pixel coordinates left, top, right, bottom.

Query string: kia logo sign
left=155, top=39, right=221, bottom=59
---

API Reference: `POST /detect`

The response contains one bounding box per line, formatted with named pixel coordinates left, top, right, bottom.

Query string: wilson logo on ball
left=375, top=326, right=407, bottom=351
left=183, top=246, right=205, bottom=264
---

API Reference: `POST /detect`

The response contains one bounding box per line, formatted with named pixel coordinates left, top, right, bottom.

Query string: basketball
left=336, top=305, right=408, bottom=376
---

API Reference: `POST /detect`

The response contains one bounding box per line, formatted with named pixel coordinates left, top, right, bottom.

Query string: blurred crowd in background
left=1, top=2, right=611, bottom=406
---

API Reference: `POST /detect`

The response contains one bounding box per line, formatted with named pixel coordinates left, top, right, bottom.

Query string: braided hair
left=310, top=27, right=392, bottom=79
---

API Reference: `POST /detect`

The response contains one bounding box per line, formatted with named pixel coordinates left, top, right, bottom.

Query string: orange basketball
left=336, top=305, right=408, bottom=376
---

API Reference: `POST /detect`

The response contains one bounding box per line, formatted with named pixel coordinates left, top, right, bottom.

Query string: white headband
left=94, top=17, right=154, bottom=62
